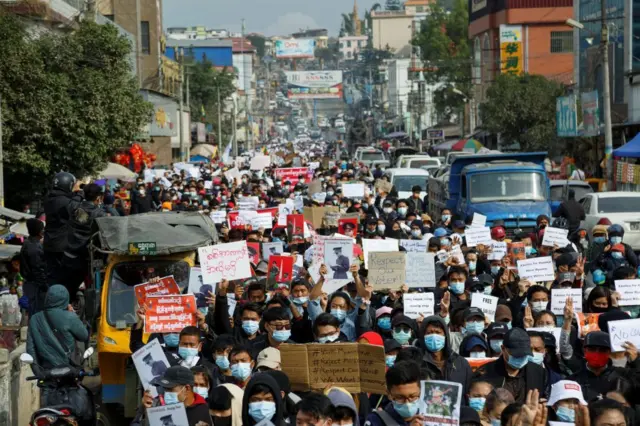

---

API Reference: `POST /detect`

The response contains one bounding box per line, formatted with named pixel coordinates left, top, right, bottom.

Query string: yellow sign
left=500, top=41, right=523, bottom=75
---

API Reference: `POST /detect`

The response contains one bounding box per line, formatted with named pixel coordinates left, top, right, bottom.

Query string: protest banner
left=467, top=358, right=498, bottom=372
left=247, top=242, right=261, bottom=265
left=187, top=267, right=213, bottom=308
left=250, top=155, right=270, bottom=170
left=286, top=214, right=305, bottom=243
left=278, top=201, right=294, bottom=226
left=198, top=241, right=252, bottom=284
left=509, top=242, right=526, bottom=261
left=419, top=380, right=462, bottom=425
left=210, top=210, right=227, bottom=224
left=551, top=289, right=583, bottom=315
left=471, top=213, right=486, bottom=228
left=488, top=241, right=508, bottom=260
left=144, top=294, right=196, bottom=334
left=132, top=338, right=170, bottom=396
left=368, top=252, right=406, bottom=290
left=465, top=227, right=492, bottom=247
left=342, top=183, right=365, bottom=199
left=405, top=252, right=436, bottom=288
left=363, top=238, right=399, bottom=269
left=147, top=403, right=188, bottom=426
left=542, top=226, right=570, bottom=247
left=614, top=280, right=640, bottom=306
left=517, top=256, right=555, bottom=282
left=262, top=242, right=284, bottom=260
left=607, top=318, right=640, bottom=352
left=251, top=212, right=273, bottom=230
left=227, top=211, right=257, bottom=230
left=280, top=343, right=386, bottom=394
left=471, top=293, right=499, bottom=321
left=274, top=167, right=310, bottom=186
left=400, top=239, right=427, bottom=253
left=337, top=216, right=358, bottom=236
left=134, top=276, right=180, bottom=305
left=267, top=255, right=294, bottom=289
left=238, top=196, right=259, bottom=211
left=303, top=206, right=339, bottom=230
left=526, top=327, right=562, bottom=353
left=404, top=293, right=435, bottom=319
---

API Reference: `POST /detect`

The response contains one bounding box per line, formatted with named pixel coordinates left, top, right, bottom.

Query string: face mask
left=377, top=317, right=392, bottom=330
left=470, top=351, right=486, bottom=358
left=393, top=330, right=412, bottom=345
left=441, top=214, right=451, bottom=222
left=531, top=301, right=547, bottom=313
left=611, top=236, right=623, bottom=244
left=594, top=236, right=606, bottom=244
left=524, top=246, right=534, bottom=256
left=469, top=397, right=486, bottom=412
left=398, top=207, right=408, bottom=216
left=293, top=296, right=308, bottom=305
left=411, top=230, right=422, bottom=238
left=383, top=207, right=393, bottom=214
left=363, top=203, right=369, bottom=210
left=318, top=333, right=340, bottom=343
left=506, top=321, right=512, bottom=329
left=230, top=362, right=252, bottom=381
left=468, top=261, right=477, bottom=272
left=294, top=191, right=301, bottom=196
left=179, top=346, right=198, bottom=360
left=327, top=190, right=334, bottom=196
left=483, top=286, right=492, bottom=295
left=585, top=350, right=610, bottom=368
left=507, top=354, right=529, bottom=369
left=198, top=307, right=209, bottom=316
left=490, top=266, right=501, bottom=276
left=465, top=321, right=485, bottom=335
left=248, top=401, right=276, bottom=422
left=215, top=355, right=230, bottom=370
left=385, top=355, right=396, bottom=367
left=556, top=406, right=576, bottom=423
left=612, top=251, right=624, bottom=259
left=424, top=333, right=446, bottom=352
left=164, top=333, right=179, bottom=348
left=611, top=357, right=628, bottom=368
left=440, top=238, right=450, bottom=247
left=449, top=281, right=465, bottom=295
left=272, top=329, right=291, bottom=342
left=490, top=339, right=503, bottom=354
left=393, top=400, right=419, bottom=418
left=331, top=308, right=347, bottom=322
left=163, top=388, right=183, bottom=405
left=259, top=203, right=266, bottom=208
left=242, top=320, right=260, bottom=336
left=491, top=419, right=501, bottom=426
left=529, top=352, right=545, bottom=365
left=378, top=224, right=386, bottom=233
left=193, top=386, right=208, bottom=399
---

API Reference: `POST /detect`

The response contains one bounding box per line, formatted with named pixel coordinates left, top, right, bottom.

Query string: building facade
left=165, top=39, right=234, bottom=67
left=339, top=35, right=369, bottom=60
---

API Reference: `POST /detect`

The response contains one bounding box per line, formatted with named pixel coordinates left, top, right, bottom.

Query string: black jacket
left=474, top=355, right=547, bottom=402
left=131, top=192, right=153, bottom=215
left=65, top=200, right=106, bottom=255
left=553, top=199, right=585, bottom=232
left=242, top=373, right=287, bottom=426
left=569, top=358, right=640, bottom=402
left=20, top=236, right=47, bottom=287
left=43, top=189, right=83, bottom=253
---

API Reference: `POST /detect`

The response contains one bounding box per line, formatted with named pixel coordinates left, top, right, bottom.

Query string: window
left=550, top=31, right=573, bottom=53
left=347, top=40, right=352, bottom=48
left=140, top=21, right=150, bottom=54
left=416, top=6, right=424, bottom=12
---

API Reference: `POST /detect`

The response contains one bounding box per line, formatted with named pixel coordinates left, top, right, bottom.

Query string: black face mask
left=211, top=415, right=232, bottom=426
left=590, top=305, right=609, bottom=313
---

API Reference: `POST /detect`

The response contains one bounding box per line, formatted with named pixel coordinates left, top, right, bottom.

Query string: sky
left=162, top=0, right=382, bottom=37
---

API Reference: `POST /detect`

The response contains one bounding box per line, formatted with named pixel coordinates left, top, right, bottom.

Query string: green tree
left=413, top=0, right=471, bottom=119
left=480, top=74, right=565, bottom=151
left=0, top=15, right=152, bottom=207
left=364, top=3, right=381, bottom=40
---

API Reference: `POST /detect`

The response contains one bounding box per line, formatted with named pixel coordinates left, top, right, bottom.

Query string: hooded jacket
left=241, top=373, right=286, bottom=426
left=327, top=387, right=359, bottom=425
left=220, top=383, right=244, bottom=426
left=418, top=315, right=473, bottom=394
left=26, top=285, right=88, bottom=374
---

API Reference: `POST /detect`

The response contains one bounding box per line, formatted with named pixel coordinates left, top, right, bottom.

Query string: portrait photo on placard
left=324, top=239, right=353, bottom=280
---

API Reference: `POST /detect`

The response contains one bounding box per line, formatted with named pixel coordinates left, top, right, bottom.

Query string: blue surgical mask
left=293, top=296, right=309, bottom=305
left=424, top=333, right=446, bottom=352
left=385, top=355, right=396, bottom=367
left=594, top=236, right=606, bottom=244
left=440, top=238, right=450, bottom=247
left=612, top=251, right=624, bottom=259
left=556, top=406, right=576, bottom=423
left=164, top=333, right=179, bottom=348
left=491, top=419, right=501, bottom=426
left=163, top=389, right=181, bottom=405
left=398, top=207, right=408, bottom=216
left=449, top=281, right=465, bottom=295
left=469, top=397, right=486, bottom=412
left=248, top=401, right=276, bottom=422
left=483, top=286, right=492, bottom=295
left=178, top=346, right=198, bottom=359
left=215, top=355, right=230, bottom=370
left=331, top=308, right=347, bottom=322
left=490, top=266, right=501, bottom=276
left=611, top=236, right=623, bottom=244
left=528, top=352, right=545, bottom=365
left=490, top=339, right=503, bottom=354
left=507, top=354, right=529, bottom=369
left=377, top=317, right=392, bottom=330
left=393, top=330, right=412, bottom=345
left=193, top=386, right=209, bottom=399
left=441, top=214, right=451, bottom=222
left=198, top=307, right=209, bottom=315
left=393, top=400, right=419, bottom=418
left=411, top=229, right=422, bottom=238
left=242, top=320, right=260, bottom=336
left=506, top=321, right=512, bottom=329
left=468, top=261, right=477, bottom=272
left=272, top=329, right=291, bottom=342
left=230, top=362, right=252, bottom=381
left=465, top=321, right=484, bottom=335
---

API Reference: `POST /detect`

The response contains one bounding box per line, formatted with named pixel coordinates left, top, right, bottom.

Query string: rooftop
left=165, top=38, right=233, bottom=48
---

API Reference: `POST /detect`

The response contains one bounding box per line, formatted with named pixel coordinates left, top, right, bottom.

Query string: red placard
left=144, top=294, right=197, bottom=334
left=228, top=207, right=279, bottom=231
left=247, top=242, right=261, bottom=265
left=286, top=214, right=305, bottom=243
left=274, top=167, right=310, bottom=186
left=338, top=217, right=358, bottom=237
left=266, top=255, right=294, bottom=289
left=134, top=276, right=180, bottom=306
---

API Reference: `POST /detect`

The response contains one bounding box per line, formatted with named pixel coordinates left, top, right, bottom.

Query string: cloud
left=263, top=12, right=320, bottom=36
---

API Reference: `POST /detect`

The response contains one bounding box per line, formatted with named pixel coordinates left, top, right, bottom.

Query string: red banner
left=274, top=167, right=311, bottom=186
left=144, top=294, right=197, bottom=334
left=134, top=276, right=180, bottom=306
left=266, top=255, right=294, bottom=289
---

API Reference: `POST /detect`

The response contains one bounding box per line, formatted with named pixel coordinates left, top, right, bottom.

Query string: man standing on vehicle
left=553, top=189, right=585, bottom=236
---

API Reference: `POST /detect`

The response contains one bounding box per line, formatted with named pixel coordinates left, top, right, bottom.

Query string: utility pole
left=0, top=94, right=4, bottom=207
left=601, top=0, right=613, bottom=190
left=232, top=100, right=238, bottom=158
left=368, top=67, right=373, bottom=109
left=217, top=87, right=222, bottom=150
left=241, top=18, right=251, bottom=151
left=135, top=0, right=143, bottom=87
left=179, top=48, right=186, bottom=162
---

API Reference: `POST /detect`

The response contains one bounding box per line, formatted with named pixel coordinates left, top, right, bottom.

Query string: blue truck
left=428, top=152, right=551, bottom=236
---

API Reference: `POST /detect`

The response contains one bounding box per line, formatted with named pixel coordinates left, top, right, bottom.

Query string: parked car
left=549, top=180, right=593, bottom=214
left=355, top=148, right=389, bottom=168
left=580, top=192, right=640, bottom=250
left=396, top=155, right=442, bottom=169
left=384, top=168, right=431, bottom=200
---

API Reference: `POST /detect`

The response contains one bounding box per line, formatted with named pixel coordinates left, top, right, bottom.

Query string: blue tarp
left=613, top=133, right=640, bottom=158
left=190, top=155, right=210, bottom=163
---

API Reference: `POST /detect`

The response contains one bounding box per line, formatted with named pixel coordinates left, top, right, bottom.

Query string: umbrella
left=97, top=162, right=137, bottom=181
left=451, top=138, right=484, bottom=153
left=190, top=144, right=216, bottom=157
left=432, top=139, right=457, bottom=151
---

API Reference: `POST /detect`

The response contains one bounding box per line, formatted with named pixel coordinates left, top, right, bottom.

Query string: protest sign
left=210, top=210, right=227, bottom=224
left=251, top=212, right=273, bottom=230
left=471, top=213, right=486, bottom=228
left=247, top=242, right=261, bottom=265
left=262, top=242, right=284, bottom=260
left=551, top=289, right=583, bottom=315
left=404, top=293, right=435, bottom=319
left=303, top=206, right=339, bottom=229
left=278, top=201, right=294, bottom=226
left=198, top=241, right=252, bottom=284
left=187, top=267, right=213, bottom=308
left=615, top=280, right=640, bottom=306
left=608, top=318, right=640, bottom=352
left=542, top=226, right=570, bottom=247
left=368, top=252, right=406, bottom=290
left=227, top=211, right=257, bottom=230
left=488, top=241, right=508, bottom=260
left=144, top=294, right=196, bottom=334
left=577, top=313, right=602, bottom=338
left=526, top=327, right=562, bottom=353
left=311, top=192, right=327, bottom=204
left=517, top=256, right=555, bottom=282
left=509, top=242, right=526, bottom=261
left=131, top=338, right=170, bottom=396
left=274, top=167, right=310, bottom=186
left=400, top=239, right=427, bottom=253
left=134, top=276, right=180, bottom=305
left=324, top=239, right=353, bottom=281
left=307, top=180, right=323, bottom=196
left=280, top=343, right=386, bottom=394
left=250, top=155, right=270, bottom=170
left=405, top=252, right=436, bottom=288
left=419, top=380, right=462, bottom=425
left=342, top=183, right=365, bottom=199
left=465, top=227, right=492, bottom=247
left=323, top=211, right=341, bottom=228
left=337, top=216, right=358, bottom=236
left=147, top=403, right=188, bottom=426
left=471, top=293, right=499, bottom=321
left=286, top=214, right=305, bottom=243
left=363, top=238, right=399, bottom=269
left=267, top=255, right=294, bottom=289
left=238, top=196, right=259, bottom=211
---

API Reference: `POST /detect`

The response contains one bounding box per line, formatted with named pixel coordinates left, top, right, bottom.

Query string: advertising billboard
left=499, top=25, right=523, bottom=76
left=581, top=90, right=600, bottom=137
left=556, top=95, right=577, bottom=137
left=275, top=39, right=316, bottom=59
left=285, top=71, right=344, bottom=99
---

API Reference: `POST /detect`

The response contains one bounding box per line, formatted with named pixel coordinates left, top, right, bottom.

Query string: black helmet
left=53, top=172, right=76, bottom=193
left=552, top=217, right=569, bottom=230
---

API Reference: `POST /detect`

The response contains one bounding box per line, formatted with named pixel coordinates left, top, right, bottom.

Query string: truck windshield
left=107, top=260, right=190, bottom=326
left=410, top=159, right=439, bottom=168
left=469, top=172, right=546, bottom=202
left=393, top=175, right=428, bottom=192
left=361, top=152, right=385, bottom=161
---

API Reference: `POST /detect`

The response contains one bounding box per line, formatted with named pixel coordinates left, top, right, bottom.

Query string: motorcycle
left=20, top=347, right=98, bottom=426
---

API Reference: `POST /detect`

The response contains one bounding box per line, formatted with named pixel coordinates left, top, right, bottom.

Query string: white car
left=334, top=119, right=345, bottom=128
left=396, top=155, right=442, bottom=169
left=580, top=192, right=640, bottom=250
left=384, top=168, right=431, bottom=199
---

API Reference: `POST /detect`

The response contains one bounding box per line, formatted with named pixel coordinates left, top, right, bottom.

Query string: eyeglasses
left=270, top=323, right=291, bottom=331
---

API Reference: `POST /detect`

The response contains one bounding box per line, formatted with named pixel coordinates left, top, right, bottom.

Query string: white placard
left=550, top=289, right=583, bottom=315
left=400, top=239, right=428, bottom=253
left=608, top=318, right=640, bottom=352
left=471, top=213, right=486, bottom=228
left=210, top=210, right=227, bottom=224
left=250, top=155, right=271, bottom=170
left=615, top=279, right=640, bottom=306
left=403, top=293, right=435, bottom=319
left=278, top=202, right=294, bottom=226
left=131, top=338, right=170, bottom=397
left=542, top=226, right=570, bottom=247
left=465, top=227, right=492, bottom=247
left=238, top=196, right=259, bottom=211
left=362, top=238, right=399, bottom=269
left=405, top=252, right=436, bottom=288
left=187, top=267, right=215, bottom=306
left=324, top=239, right=353, bottom=281
left=450, top=245, right=465, bottom=264
left=488, top=241, right=508, bottom=260
left=262, top=242, right=284, bottom=260
left=294, top=195, right=304, bottom=211
left=251, top=212, right=273, bottom=229
left=517, top=256, right=555, bottom=282
left=311, top=192, right=327, bottom=203
left=227, top=293, right=238, bottom=318
left=471, top=293, right=499, bottom=321
left=147, top=403, right=189, bottom=426
left=526, top=327, right=562, bottom=353
left=198, top=241, right=252, bottom=284
left=342, top=183, right=365, bottom=199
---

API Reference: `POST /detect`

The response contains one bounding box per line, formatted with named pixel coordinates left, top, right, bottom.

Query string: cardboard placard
left=307, top=180, right=323, bottom=196
left=250, top=155, right=271, bottom=170
left=542, top=226, right=570, bottom=247
left=608, top=318, right=640, bottom=352
left=368, top=252, right=406, bottom=290
left=471, top=293, right=499, bottom=321
left=517, top=256, right=555, bottom=282
left=465, top=227, right=492, bottom=247
left=404, top=293, right=435, bottom=319
left=210, top=210, right=227, bottom=224
left=144, top=294, right=197, bottom=334
left=342, top=183, right=365, bottom=199
left=280, top=343, right=386, bottom=394
left=374, top=179, right=392, bottom=194
left=614, top=280, right=640, bottom=306
left=238, top=196, right=260, bottom=211
left=551, top=288, right=583, bottom=315
left=324, top=239, right=353, bottom=281
left=198, top=241, right=253, bottom=284
left=405, top=252, right=436, bottom=288
left=262, top=242, right=284, bottom=260
left=303, top=206, right=339, bottom=230
left=251, top=212, right=273, bottom=230
left=400, top=239, right=428, bottom=253
left=134, top=276, right=180, bottom=305
left=278, top=201, right=295, bottom=226
left=488, top=241, right=508, bottom=260
left=363, top=238, right=399, bottom=269
left=419, top=380, right=462, bottom=424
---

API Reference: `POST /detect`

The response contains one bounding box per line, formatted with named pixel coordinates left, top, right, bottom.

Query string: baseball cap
left=477, top=273, right=494, bottom=287
left=547, top=380, right=587, bottom=407
left=485, top=322, right=509, bottom=339
left=464, top=335, right=488, bottom=352
left=155, top=366, right=194, bottom=388
left=434, top=228, right=449, bottom=238
left=384, top=339, right=402, bottom=353
left=452, top=220, right=465, bottom=229
left=392, top=315, right=414, bottom=330
left=584, top=331, right=611, bottom=349
left=376, top=306, right=393, bottom=319
left=503, top=328, right=532, bottom=357
left=464, top=307, right=485, bottom=322
left=557, top=272, right=576, bottom=285
left=256, top=347, right=281, bottom=370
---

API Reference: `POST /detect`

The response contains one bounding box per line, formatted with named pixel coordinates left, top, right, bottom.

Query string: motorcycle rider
left=43, top=172, right=83, bottom=284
